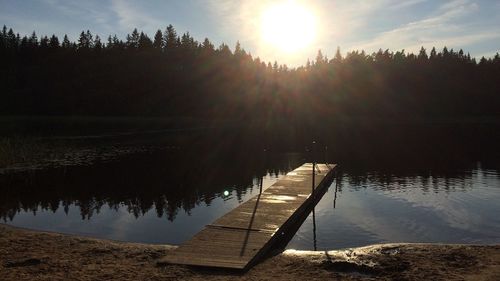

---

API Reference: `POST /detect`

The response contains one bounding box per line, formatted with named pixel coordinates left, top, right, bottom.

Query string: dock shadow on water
left=239, top=178, right=262, bottom=258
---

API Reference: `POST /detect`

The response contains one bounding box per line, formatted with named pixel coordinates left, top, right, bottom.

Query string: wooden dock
left=160, top=163, right=337, bottom=270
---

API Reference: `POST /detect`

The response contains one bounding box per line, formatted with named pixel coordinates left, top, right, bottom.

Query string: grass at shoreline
left=2, top=115, right=500, bottom=137
left=1, top=114, right=499, bottom=171
left=0, top=137, right=45, bottom=168
left=0, top=115, right=231, bottom=138
left=0, top=116, right=208, bottom=170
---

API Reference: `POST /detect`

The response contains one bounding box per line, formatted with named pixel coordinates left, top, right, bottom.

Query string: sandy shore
left=1, top=224, right=499, bottom=280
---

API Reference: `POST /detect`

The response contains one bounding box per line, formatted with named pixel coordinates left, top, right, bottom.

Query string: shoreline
left=1, top=224, right=500, bottom=280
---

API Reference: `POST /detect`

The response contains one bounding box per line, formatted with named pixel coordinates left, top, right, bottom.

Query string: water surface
left=2, top=147, right=500, bottom=250
left=289, top=164, right=500, bottom=249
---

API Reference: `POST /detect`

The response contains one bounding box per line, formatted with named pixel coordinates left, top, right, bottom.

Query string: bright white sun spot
left=260, top=1, right=317, bottom=53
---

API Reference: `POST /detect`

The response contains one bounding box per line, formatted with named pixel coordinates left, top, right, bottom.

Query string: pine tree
left=138, top=32, right=153, bottom=49
left=6, top=28, right=17, bottom=49
left=430, top=47, right=437, bottom=60
left=418, top=47, right=428, bottom=61
left=332, top=47, right=342, bottom=64
left=29, top=31, right=38, bottom=47
left=442, top=46, right=449, bottom=58
left=217, top=43, right=231, bottom=57
left=78, top=31, right=87, bottom=49
left=85, top=30, right=94, bottom=48
left=164, top=25, right=178, bottom=52
left=153, top=29, right=163, bottom=49
left=107, top=35, right=114, bottom=48
left=0, top=26, right=6, bottom=49
left=126, top=28, right=140, bottom=48
left=234, top=41, right=244, bottom=57
left=40, top=36, right=49, bottom=49
left=181, top=32, right=190, bottom=48
left=49, top=35, right=59, bottom=49
left=394, top=49, right=406, bottom=62
left=112, top=35, right=122, bottom=49
left=315, top=49, right=327, bottom=65
left=202, top=38, right=214, bottom=51
left=62, top=35, right=71, bottom=48
left=19, top=36, right=29, bottom=50
left=479, top=56, right=488, bottom=65
left=94, top=35, right=102, bottom=50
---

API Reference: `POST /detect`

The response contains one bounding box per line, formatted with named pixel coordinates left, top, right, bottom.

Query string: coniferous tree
left=62, top=35, right=71, bottom=48
left=29, top=31, right=38, bottom=47
left=111, top=35, right=122, bottom=49
left=442, top=46, right=449, bottom=58
left=106, top=35, right=113, bottom=48
left=138, top=32, right=153, bottom=49
left=94, top=35, right=102, bottom=51
left=332, top=47, right=342, bottom=64
left=164, top=25, right=178, bottom=52
left=201, top=38, right=214, bottom=51
left=153, top=29, right=163, bottom=49
left=126, top=28, right=140, bottom=48
left=234, top=41, right=243, bottom=56
left=19, top=36, right=29, bottom=50
left=0, top=25, right=7, bottom=49
left=430, top=47, right=437, bottom=60
left=5, top=28, right=17, bottom=49
left=418, top=47, right=428, bottom=61
left=78, top=31, right=89, bottom=49
left=315, top=49, right=327, bottom=65
left=49, top=35, right=59, bottom=49
left=40, top=36, right=49, bottom=49
left=86, top=30, right=94, bottom=48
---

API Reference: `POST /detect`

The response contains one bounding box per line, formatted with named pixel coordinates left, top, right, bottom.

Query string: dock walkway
left=161, top=163, right=337, bottom=270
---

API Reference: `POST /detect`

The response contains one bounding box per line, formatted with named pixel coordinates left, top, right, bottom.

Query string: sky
left=1, top=0, right=499, bottom=66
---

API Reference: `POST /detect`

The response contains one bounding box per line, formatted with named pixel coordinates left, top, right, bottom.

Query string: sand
left=1, top=224, right=499, bottom=280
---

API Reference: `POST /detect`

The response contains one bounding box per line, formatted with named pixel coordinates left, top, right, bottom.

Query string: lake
left=2, top=140, right=500, bottom=250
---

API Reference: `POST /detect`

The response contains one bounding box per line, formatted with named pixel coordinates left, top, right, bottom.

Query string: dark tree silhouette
left=0, top=24, right=499, bottom=141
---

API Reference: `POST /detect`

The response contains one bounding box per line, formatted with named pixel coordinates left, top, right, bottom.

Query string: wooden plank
left=160, top=163, right=337, bottom=270
left=164, top=226, right=273, bottom=268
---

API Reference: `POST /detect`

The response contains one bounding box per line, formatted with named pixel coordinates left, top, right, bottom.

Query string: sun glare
left=260, top=1, right=317, bottom=53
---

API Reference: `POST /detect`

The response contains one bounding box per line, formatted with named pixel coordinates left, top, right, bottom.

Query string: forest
left=2, top=24, right=500, bottom=154
left=1, top=24, right=499, bottom=120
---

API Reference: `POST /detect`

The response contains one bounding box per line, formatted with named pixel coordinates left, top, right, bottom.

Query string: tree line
left=1, top=24, right=500, bottom=124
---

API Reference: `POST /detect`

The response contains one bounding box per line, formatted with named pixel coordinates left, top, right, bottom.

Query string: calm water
left=2, top=147, right=500, bottom=250
left=289, top=164, right=500, bottom=249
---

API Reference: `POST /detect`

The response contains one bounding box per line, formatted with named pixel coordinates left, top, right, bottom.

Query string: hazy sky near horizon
left=1, top=0, right=499, bottom=66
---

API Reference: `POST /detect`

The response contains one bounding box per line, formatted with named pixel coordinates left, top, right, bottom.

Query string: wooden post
left=312, top=207, right=317, bottom=251
left=324, top=145, right=328, bottom=165
left=260, top=148, right=266, bottom=194
left=259, top=177, right=263, bottom=194
left=312, top=141, right=316, bottom=195
left=334, top=169, right=339, bottom=209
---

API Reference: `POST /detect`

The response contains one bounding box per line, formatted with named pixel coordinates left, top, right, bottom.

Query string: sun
left=260, top=1, right=317, bottom=53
